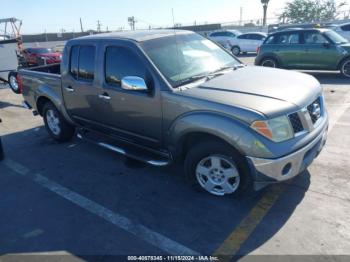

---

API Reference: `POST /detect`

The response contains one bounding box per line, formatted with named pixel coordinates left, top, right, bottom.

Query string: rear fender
left=35, top=85, right=75, bottom=125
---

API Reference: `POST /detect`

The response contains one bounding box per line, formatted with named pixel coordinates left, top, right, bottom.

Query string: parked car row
left=209, top=30, right=267, bottom=56
left=255, top=28, right=350, bottom=78
left=20, top=47, right=62, bottom=67
left=207, top=26, right=350, bottom=78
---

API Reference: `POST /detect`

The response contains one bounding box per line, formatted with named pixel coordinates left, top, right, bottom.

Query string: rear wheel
left=260, top=58, right=278, bottom=68
left=184, top=141, right=252, bottom=197
left=340, top=58, right=350, bottom=78
left=231, top=46, right=241, bottom=56
left=43, top=102, right=75, bottom=142
left=8, top=72, right=20, bottom=94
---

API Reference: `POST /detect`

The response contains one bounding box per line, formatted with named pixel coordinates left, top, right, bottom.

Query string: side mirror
left=121, top=76, right=148, bottom=91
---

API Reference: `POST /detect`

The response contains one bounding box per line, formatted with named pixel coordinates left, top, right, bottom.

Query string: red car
left=22, top=48, right=61, bottom=66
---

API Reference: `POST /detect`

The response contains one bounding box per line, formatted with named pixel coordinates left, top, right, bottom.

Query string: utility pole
left=80, top=18, right=84, bottom=32
left=239, top=7, right=243, bottom=26
left=128, top=16, right=137, bottom=30
left=261, top=0, right=270, bottom=27
left=97, top=20, right=102, bottom=32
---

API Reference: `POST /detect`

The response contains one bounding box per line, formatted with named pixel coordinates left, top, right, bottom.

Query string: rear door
left=235, top=34, right=249, bottom=51
left=249, top=34, right=266, bottom=52
left=273, top=32, right=303, bottom=68
left=62, top=44, right=103, bottom=127
left=96, top=43, right=163, bottom=148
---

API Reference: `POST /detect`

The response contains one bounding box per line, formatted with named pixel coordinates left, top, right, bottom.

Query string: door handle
left=98, top=93, right=111, bottom=100
left=65, top=86, right=75, bottom=92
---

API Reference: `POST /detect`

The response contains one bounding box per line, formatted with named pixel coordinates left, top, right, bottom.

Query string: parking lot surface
left=1, top=60, right=350, bottom=260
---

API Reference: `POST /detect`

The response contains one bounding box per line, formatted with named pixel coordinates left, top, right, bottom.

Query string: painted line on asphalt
left=3, top=159, right=200, bottom=256
left=328, top=90, right=350, bottom=132
left=213, top=90, right=350, bottom=260
left=212, top=185, right=285, bottom=260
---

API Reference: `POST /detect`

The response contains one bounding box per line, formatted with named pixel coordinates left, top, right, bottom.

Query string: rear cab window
left=69, top=45, right=96, bottom=81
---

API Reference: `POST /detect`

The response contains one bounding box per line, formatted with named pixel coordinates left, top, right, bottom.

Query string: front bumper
left=247, top=124, right=328, bottom=189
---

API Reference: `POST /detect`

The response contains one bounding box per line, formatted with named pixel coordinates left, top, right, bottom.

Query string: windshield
left=33, top=48, right=52, bottom=54
left=141, top=33, right=241, bottom=88
left=324, top=30, right=348, bottom=44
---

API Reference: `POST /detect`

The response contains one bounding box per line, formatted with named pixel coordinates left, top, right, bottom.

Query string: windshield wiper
left=174, top=64, right=244, bottom=88
left=174, top=75, right=209, bottom=88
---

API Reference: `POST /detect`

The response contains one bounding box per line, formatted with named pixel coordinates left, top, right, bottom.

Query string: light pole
left=261, top=0, right=270, bottom=26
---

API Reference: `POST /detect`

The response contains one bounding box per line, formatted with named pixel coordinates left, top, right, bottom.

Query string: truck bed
left=19, top=63, right=63, bottom=112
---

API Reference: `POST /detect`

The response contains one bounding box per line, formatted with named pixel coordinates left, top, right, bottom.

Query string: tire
left=43, top=102, right=75, bottom=143
left=260, top=57, right=278, bottom=68
left=231, top=46, right=241, bottom=56
left=8, top=71, right=20, bottom=94
left=184, top=141, right=253, bottom=197
left=340, top=58, right=350, bottom=78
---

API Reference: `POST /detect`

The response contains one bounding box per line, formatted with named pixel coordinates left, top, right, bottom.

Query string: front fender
left=166, top=111, right=274, bottom=159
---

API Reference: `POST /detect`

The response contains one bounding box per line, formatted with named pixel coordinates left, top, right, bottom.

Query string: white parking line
left=328, top=91, right=350, bottom=132
left=3, top=159, right=200, bottom=256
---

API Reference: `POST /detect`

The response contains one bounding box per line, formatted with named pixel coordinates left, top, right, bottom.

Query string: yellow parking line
left=213, top=185, right=285, bottom=260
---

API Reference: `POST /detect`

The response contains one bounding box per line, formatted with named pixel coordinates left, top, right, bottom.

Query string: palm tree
left=261, top=0, right=270, bottom=26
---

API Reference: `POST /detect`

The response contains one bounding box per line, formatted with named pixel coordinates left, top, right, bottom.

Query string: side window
left=78, top=46, right=95, bottom=81
left=69, top=45, right=96, bottom=81
left=105, top=46, right=147, bottom=87
left=341, top=24, right=350, bottom=31
left=251, top=34, right=265, bottom=41
left=70, top=46, right=79, bottom=79
left=238, top=34, right=247, bottom=39
left=265, top=35, right=276, bottom=44
left=288, top=33, right=300, bottom=44
left=304, top=32, right=328, bottom=44
left=225, top=32, right=235, bottom=37
left=210, top=32, right=219, bottom=37
left=276, top=34, right=288, bottom=44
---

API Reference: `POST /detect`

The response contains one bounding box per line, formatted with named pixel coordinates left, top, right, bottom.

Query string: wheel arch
left=337, top=55, right=350, bottom=70
left=258, top=53, right=282, bottom=67
left=166, top=111, right=271, bottom=161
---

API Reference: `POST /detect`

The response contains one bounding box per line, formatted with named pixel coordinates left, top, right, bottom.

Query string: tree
left=261, top=0, right=270, bottom=26
left=279, top=0, right=347, bottom=24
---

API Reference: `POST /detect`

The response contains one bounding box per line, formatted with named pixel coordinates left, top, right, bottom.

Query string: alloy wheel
left=195, top=155, right=240, bottom=196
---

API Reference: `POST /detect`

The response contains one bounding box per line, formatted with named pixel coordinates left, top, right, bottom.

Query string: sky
left=1, top=0, right=349, bottom=34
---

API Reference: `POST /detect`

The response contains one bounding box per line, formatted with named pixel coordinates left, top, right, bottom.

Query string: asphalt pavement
left=0, top=61, right=350, bottom=261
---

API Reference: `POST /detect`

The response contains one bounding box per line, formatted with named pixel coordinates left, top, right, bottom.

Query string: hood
left=180, top=66, right=322, bottom=118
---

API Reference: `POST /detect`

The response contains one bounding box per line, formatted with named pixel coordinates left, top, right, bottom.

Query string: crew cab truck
left=17, top=30, right=329, bottom=196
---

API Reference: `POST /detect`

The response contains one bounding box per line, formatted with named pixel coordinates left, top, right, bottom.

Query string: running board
left=76, top=131, right=171, bottom=167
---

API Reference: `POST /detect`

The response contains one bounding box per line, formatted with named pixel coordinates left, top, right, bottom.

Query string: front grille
left=288, top=113, right=304, bottom=133
left=307, top=97, right=322, bottom=124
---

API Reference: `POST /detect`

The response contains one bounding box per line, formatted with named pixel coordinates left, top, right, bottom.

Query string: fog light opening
left=282, top=163, right=292, bottom=176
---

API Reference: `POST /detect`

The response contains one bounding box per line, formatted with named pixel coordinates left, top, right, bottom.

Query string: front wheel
left=43, top=102, right=75, bottom=143
left=184, top=141, right=252, bottom=197
left=340, top=58, right=350, bottom=78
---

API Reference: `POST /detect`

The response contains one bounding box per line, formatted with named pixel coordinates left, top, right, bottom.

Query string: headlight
left=251, top=116, right=294, bottom=142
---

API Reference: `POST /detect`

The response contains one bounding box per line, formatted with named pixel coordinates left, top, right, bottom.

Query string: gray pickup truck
left=16, top=30, right=328, bottom=196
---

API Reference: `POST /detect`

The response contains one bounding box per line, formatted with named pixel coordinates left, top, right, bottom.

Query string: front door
left=301, top=31, right=340, bottom=70
left=96, top=44, right=162, bottom=148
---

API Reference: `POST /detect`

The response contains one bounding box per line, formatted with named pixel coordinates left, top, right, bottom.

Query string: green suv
left=255, top=28, right=350, bottom=77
